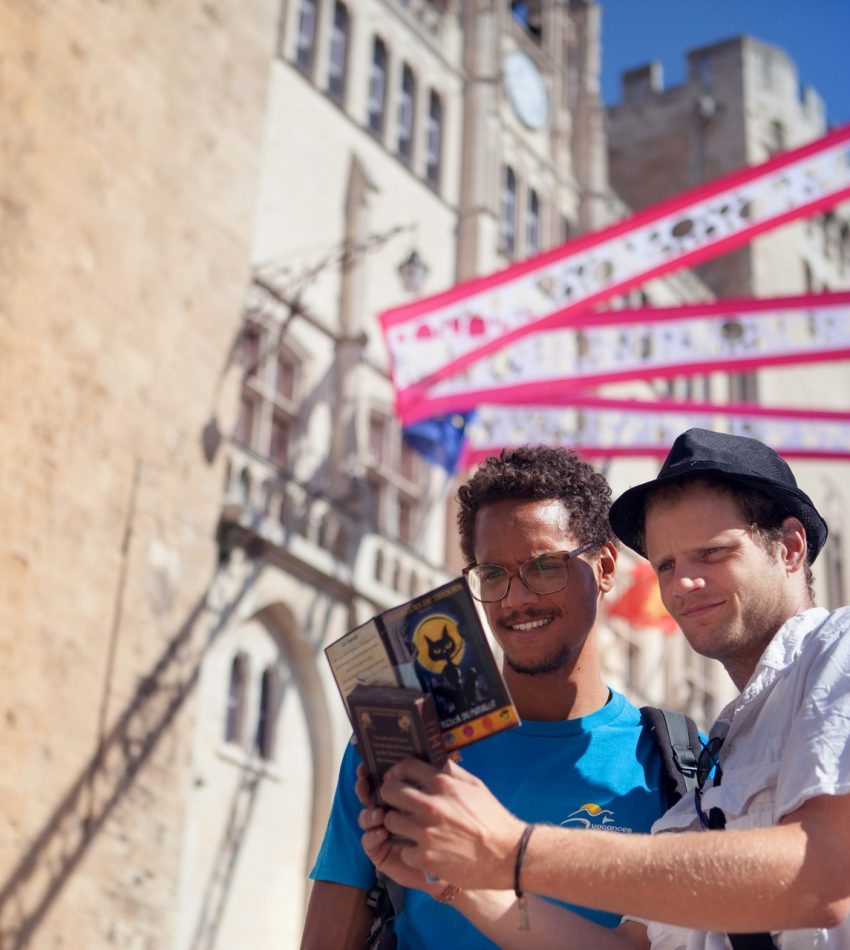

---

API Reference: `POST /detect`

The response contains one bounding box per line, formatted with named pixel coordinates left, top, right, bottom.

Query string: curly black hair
left=456, top=445, right=615, bottom=564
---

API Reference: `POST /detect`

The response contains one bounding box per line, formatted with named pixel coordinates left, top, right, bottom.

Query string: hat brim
left=609, top=465, right=828, bottom=563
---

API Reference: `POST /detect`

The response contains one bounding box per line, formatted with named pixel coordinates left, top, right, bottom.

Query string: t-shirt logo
left=561, top=802, right=632, bottom=832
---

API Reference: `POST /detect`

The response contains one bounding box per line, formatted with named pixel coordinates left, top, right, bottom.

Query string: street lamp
left=397, top=248, right=430, bottom=294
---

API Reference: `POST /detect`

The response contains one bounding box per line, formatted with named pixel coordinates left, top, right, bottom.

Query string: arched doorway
left=175, top=601, right=333, bottom=949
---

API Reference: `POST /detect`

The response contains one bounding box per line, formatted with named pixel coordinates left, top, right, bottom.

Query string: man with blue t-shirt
left=301, top=446, right=672, bottom=949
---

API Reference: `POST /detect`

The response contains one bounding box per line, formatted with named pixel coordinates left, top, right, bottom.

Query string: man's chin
left=505, top=648, right=572, bottom=676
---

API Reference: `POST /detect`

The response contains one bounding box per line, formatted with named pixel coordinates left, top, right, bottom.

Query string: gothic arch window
left=238, top=467, right=252, bottom=505
left=295, top=0, right=318, bottom=74
left=398, top=63, right=417, bottom=163
left=327, top=2, right=350, bottom=103
left=368, top=37, right=389, bottom=137
left=255, top=666, right=280, bottom=761
left=527, top=188, right=540, bottom=256
left=425, top=90, right=443, bottom=188
left=224, top=652, right=249, bottom=744
left=502, top=165, right=517, bottom=259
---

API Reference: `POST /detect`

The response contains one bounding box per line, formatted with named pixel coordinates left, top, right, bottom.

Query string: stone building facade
left=6, top=6, right=843, bottom=950
left=0, top=1, right=279, bottom=947
left=180, top=3, right=722, bottom=946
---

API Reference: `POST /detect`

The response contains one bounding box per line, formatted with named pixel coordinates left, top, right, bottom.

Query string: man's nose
left=673, top=565, right=706, bottom=594
left=500, top=572, right=539, bottom=608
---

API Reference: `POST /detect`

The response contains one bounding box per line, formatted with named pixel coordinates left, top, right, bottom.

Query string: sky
left=600, top=0, right=850, bottom=127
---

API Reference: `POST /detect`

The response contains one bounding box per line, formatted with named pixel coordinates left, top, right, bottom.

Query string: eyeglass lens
left=468, top=552, right=574, bottom=602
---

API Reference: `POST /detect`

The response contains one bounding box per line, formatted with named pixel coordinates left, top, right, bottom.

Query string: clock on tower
left=503, top=50, right=549, bottom=130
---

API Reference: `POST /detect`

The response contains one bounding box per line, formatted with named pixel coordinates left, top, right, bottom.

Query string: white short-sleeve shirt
left=646, top=607, right=850, bottom=950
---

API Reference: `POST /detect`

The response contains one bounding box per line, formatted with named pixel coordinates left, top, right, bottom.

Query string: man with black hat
left=361, top=429, right=850, bottom=949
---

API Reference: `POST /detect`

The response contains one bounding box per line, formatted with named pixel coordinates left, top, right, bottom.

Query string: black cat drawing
left=424, top=624, right=480, bottom=714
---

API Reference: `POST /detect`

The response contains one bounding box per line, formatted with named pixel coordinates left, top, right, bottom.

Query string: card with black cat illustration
left=326, top=577, right=520, bottom=752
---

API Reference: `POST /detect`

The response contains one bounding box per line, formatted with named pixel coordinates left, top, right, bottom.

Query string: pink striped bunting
left=461, top=397, right=850, bottom=467
left=400, top=291, right=850, bottom=423
left=381, top=124, right=850, bottom=417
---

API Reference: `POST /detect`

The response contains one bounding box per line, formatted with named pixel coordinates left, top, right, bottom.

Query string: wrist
left=514, top=824, right=535, bottom=897
left=496, top=814, right=529, bottom=890
left=435, top=883, right=462, bottom=904
left=513, top=823, right=536, bottom=931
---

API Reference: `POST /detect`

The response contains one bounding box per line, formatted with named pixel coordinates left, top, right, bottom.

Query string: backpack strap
left=642, top=708, right=778, bottom=950
left=640, top=706, right=700, bottom=807
left=365, top=873, right=405, bottom=950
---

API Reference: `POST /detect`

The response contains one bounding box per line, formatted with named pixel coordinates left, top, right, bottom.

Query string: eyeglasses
left=695, top=735, right=725, bottom=830
left=463, top=544, right=592, bottom=604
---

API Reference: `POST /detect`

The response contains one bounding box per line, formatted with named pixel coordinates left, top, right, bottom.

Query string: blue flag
left=402, top=412, right=474, bottom=474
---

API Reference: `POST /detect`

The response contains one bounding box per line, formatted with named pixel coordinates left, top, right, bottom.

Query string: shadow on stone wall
left=0, top=563, right=261, bottom=950
left=187, top=761, right=264, bottom=950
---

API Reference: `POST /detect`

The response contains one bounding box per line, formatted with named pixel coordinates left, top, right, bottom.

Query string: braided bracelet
left=435, top=883, right=462, bottom=904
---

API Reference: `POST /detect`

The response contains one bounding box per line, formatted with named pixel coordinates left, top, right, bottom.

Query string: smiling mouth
left=506, top=617, right=553, bottom=632
left=680, top=601, right=723, bottom=619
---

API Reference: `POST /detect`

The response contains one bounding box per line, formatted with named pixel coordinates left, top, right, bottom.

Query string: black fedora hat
left=609, top=428, right=828, bottom=563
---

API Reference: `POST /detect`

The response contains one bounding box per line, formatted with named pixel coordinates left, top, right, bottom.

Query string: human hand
left=355, top=763, right=374, bottom=808
left=378, top=757, right=526, bottom=891
left=358, top=802, right=445, bottom=893
left=356, top=763, right=446, bottom=894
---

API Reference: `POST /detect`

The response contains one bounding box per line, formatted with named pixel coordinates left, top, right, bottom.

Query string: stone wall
left=0, top=2, right=277, bottom=945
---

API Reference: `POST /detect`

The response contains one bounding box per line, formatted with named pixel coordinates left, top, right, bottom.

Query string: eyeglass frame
left=462, top=543, right=593, bottom=604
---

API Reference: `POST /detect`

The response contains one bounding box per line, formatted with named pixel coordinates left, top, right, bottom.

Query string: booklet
left=348, top=684, right=449, bottom=807
left=325, top=576, right=520, bottom=754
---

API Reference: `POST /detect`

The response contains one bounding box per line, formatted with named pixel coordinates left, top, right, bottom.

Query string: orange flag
left=606, top=562, right=679, bottom=635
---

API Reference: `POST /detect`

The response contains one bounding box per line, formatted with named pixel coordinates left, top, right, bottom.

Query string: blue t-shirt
left=311, top=689, right=666, bottom=949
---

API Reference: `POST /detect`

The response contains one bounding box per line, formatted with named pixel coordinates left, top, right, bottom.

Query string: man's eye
left=480, top=566, right=506, bottom=583
left=531, top=558, right=562, bottom=574
left=656, top=561, right=673, bottom=574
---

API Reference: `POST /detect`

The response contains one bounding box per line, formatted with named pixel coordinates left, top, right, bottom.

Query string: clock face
left=503, top=50, right=549, bottom=130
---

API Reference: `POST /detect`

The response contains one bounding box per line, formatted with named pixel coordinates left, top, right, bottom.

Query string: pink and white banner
left=461, top=397, right=850, bottom=467
left=381, top=123, right=850, bottom=415
left=400, top=291, right=850, bottom=423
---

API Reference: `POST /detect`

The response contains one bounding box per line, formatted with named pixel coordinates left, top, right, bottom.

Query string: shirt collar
left=715, top=607, right=829, bottom=730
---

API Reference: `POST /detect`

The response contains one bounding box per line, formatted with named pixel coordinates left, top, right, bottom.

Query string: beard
left=504, top=643, right=574, bottom=676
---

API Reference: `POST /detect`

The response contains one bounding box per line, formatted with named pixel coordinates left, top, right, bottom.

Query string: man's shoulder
left=778, top=606, right=850, bottom=674
left=791, top=605, right=850, bottom=683
left=812, top=605, right=850, bottom=637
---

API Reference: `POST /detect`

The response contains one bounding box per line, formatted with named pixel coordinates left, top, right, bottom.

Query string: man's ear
left=596, top=542, right=618, bottom=594
left=780, top=516, right=807, bottom=573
